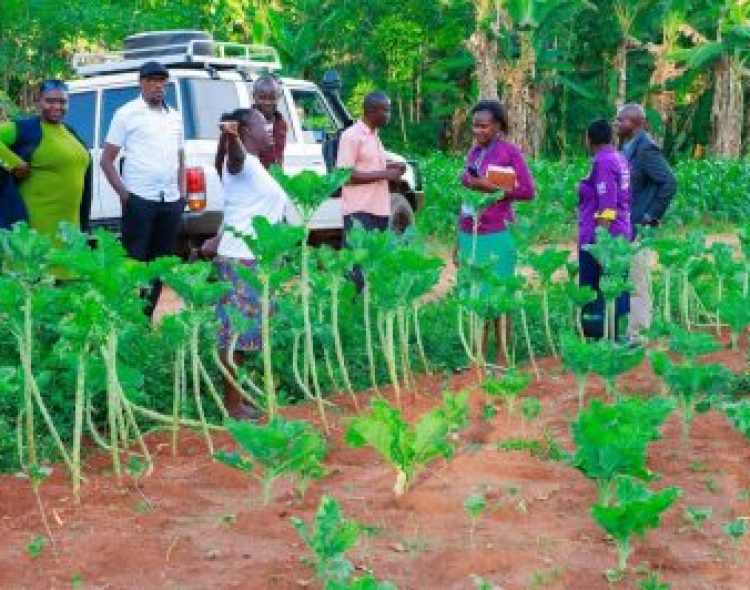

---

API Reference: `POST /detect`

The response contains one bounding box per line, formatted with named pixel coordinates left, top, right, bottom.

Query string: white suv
left=64, top=31, right=424, bottom=248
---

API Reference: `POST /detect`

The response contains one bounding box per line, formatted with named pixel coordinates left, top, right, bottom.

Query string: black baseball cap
left=139, top=61, right=169, bottom=79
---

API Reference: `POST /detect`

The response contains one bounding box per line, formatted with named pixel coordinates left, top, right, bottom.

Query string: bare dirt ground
left=2, top=342, right=749, bottom=590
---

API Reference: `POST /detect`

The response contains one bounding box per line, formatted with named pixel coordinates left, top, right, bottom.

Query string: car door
left=64, top=90, right=99, bottom=217
left=281, top=85, right=342, bottom=228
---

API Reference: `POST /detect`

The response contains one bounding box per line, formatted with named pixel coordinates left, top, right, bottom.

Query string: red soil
left=2, top=348, right=749, bottom=590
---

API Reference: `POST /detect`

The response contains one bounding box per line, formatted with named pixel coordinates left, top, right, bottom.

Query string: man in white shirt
left=101, top=61, right=185, bottom=316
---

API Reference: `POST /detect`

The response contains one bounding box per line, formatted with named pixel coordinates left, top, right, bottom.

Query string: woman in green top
left=0, top=80, right=90, bottom=240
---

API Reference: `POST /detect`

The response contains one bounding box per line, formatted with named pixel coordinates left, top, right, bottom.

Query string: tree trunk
left=614, top=41, right=627, bottom=110
left=503, top=33, right=543, bottom=156
left=467, top=30, right=499, bottom=101
left=710, top=55, right=743, bottom=157
left=467, top=0, right=499, bottom=101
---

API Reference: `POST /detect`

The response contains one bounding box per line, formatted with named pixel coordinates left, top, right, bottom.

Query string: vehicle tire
left=389, top=193, right=415, bottom=235
left=124, top=31, right=214, bottom=59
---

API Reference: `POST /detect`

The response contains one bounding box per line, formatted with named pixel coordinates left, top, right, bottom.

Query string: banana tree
left=671, top=0, right=750, bottom=157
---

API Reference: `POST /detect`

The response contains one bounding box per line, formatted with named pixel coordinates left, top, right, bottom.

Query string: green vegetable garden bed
left=2, top=347, right=749, bottom=589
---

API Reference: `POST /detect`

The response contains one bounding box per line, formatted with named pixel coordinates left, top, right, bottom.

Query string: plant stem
left=190, top=321, right=213, bottom=454
left=72, top=353, right=86, bottom=502
left=211, top=347, right=264, bottom=404
left=129, top=402, right=224, bottom=431
left=301, top=242, right=328, bottom=433
left=397, top=306, right=415, bottom=391
left=331, top=278, right=357, bottom=408
left=457, top=307, right=476, bottom=363
left=519, top=303, right=540, bottom=379
left=413, top=304, right=431, bottom=375
left=616, top=538, right=631, bottom=572
left=260, top=274, right=276, bottom=419
left=198, top=357, right=229, bottom=419
left=363, top=283, right=380, bottom=393
left=384, top=311, right=401, bottom=407
left=21, top=292, right=36, bottom=468
left=171, top=347, right=184, bottom=456
left=542, top=288, right=558, bottom=356
left=103, top=333, right=121, bottom=478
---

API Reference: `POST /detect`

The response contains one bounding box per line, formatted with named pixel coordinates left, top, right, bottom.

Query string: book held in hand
left=486, top=165, right=517, bottom=191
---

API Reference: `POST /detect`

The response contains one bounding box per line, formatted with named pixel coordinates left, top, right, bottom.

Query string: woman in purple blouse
left=457, top=100, right=536, bottom=363
left=578, top=119, right=632, bottom=339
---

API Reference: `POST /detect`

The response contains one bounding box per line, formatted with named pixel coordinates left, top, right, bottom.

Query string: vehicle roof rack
left=72, top=40, right=282, bottom=77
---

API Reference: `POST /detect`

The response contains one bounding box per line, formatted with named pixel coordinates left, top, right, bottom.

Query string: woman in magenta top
left=457, top=100, right=536, bottom=364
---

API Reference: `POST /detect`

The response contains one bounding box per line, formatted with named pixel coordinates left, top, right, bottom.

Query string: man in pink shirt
left=336, top=91, right=405, bottom=289
left=337, top=91, right=405, bottom=233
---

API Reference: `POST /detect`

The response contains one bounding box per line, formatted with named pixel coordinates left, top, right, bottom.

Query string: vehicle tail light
left=185, top=167, right=206, bottom=211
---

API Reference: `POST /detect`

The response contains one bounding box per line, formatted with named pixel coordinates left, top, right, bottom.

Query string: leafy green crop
left=482, top=370, right=532, bottom=415
left=290, top=494, right=384, bottom=587
left=592, top=476, right=681, bottom=573
left=218, top=417, right=327, bottom=503
left=346, top=397, right=458, bottom=496
left=651, top=350, right=731, bottom=442
left=571, top=397, right=674, bottom=505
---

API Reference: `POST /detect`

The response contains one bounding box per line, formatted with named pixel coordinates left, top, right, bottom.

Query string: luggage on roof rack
left=72, top=30, right=282, bottom=77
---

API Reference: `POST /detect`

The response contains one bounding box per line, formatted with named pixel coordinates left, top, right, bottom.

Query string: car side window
left=181, top=78, right=239, bottom=140
left=290, top=89, right=339, bottom=144
left=65, top=91, right=96, bottom=148
left=99, top=84, right=177, bottom=146
left=248, top=84, right=295, bottom=143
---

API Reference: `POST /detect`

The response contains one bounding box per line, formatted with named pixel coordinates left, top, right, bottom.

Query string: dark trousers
left=343, top=212, right=390, bottom=292
left=579, top=249, right=630, bottom=340
left=122, top=193, right=184, bottom=316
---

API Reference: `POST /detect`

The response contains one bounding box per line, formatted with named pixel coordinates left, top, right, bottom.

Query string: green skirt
left=458, top=229, right=517, bottom=280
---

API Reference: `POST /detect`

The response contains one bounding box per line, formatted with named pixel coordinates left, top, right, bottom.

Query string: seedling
left=26, top=534, right=46, bottom=558
left=681, top=505, right=713, bottom=532
left=724, top=517, right=747, bottom=563
left=718, top=293, right=750, bottom=350
left=587, top=339, right=644, bottom=401
left=482, top=369, right=532, bottom=416
left=592, top=476, right=681, bottom=574
left=346, top=397, right=459, bottom=496
left=638, top=570, right=671, bottom=590
left=522, top=397, right=542, bottom=426
left=290, top=495, right=391, bottom=588
left=560, top=333, right=593, bottom=409
left=704, top=475, right=720, bottom=495
left=651, top=328, right=731, bottom=442
left=217, top=417, right=327, bottom=504
left=464, top=491, right=487, bottom=547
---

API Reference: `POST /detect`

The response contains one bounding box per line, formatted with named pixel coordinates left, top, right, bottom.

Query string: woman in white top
left=212, top=108, right=289, bottom=419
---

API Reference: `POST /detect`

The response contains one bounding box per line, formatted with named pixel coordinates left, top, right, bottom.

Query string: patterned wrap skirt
left=215, top=257, right=263, bottom=351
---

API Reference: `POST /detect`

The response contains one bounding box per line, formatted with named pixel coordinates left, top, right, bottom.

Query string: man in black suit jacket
left=616, top=103, right=677, bottom=341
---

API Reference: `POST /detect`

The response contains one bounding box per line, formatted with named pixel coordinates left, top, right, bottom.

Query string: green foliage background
left=0, top=0, right=745, bottom=158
